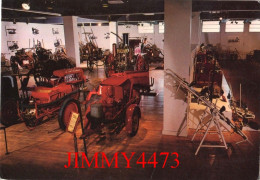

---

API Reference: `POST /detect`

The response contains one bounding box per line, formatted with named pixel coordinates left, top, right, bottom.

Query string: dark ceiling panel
left=2, top=0, right=260, bottom=22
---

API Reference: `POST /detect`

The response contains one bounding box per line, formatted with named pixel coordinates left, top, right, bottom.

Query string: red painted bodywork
left=18, top=68, right=86, bottom=127
left=84, top=71, right=146, bottom=135
left=31, top=68, right=85, bottom=103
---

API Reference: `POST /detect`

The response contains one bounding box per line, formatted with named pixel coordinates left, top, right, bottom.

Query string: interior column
left=109, top=21, right=118, bottom=51
left=63, top=16, right=80, bottom=67
left=163, top=0, right=192, bottom=137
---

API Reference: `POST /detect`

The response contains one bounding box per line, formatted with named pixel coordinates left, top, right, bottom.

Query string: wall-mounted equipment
left=7, top=41, right=19, bottom=51
left=228, top=37, right=240, bottom=43
left=52, top=28, right=59, bottom=34
left=5, top=26, right=16, bottom=36
left=32, top=27, right=39, bottom=35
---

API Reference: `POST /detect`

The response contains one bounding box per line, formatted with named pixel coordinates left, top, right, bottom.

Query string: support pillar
left=63, top=16, right=80, bottom=67
left=163, top=0, right=192, bottom=137
left=109, top=21, right=118, bottom=51
left=191, top=12, right=201, bottom=47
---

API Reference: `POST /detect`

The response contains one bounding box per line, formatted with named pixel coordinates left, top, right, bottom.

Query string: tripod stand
left=165, top=69, right=253, bottom=155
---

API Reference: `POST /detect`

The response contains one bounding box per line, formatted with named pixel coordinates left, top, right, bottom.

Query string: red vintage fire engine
left=18, top=68, right=86, bottom=128
left=59, top=71, right=152, bottom=138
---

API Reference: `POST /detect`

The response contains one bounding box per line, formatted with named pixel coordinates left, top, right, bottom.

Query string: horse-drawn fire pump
left=142, top=38, right=164, bottom=64
left=104, top=33, right=149, bottom=77
left=79, top=29, right=103, bottom=71
left=10, top=48, right=37, bottom=74
left=16, top=68, right=86, bottom=129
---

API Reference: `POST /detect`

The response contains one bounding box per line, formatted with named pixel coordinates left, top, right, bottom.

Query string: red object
left=18, top=68, right=86, bottom=128
left=83, top=71, right=149, bottom=137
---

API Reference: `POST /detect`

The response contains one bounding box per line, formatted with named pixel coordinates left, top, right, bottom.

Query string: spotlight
left=22, top=2, right=30, bottom=10
left=102, top=3, right=108, bottom=7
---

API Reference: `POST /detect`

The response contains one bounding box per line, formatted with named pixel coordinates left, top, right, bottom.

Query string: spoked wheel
left=0, top=99, right=18, bottom=126
left=58, top=98, right=80, bottom=131
left=128, top=109, right=140, bottom=137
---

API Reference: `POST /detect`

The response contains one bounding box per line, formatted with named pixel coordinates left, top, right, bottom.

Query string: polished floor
left=0, top=63, right=259, bottom=179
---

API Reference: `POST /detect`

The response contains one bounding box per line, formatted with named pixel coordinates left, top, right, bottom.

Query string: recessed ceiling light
left=102, top=3, right=108, bottom=7
left=144, top=13, right=155, bottom=16
left=22, top=3, right=30, bottom=10
left=108, top=0, right=124, bottom=4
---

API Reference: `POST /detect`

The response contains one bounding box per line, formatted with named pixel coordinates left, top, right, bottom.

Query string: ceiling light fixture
left=102, top=3, right=108, bottom=7
left=108, top=0, right=124, bottom=4
left=22, top=2, right=30, bottom=10
left=143, top=13, right=155, bottom=16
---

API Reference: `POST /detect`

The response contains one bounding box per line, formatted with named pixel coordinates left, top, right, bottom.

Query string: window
left=202, top=21, right=220, bottom=32
left=249, top=20, right=260, bottom=32
left=159, top=22, right=164, bottom=33
left=138, top=23, right=154, bottom=33
left=225, top=20, right=244, bottom=32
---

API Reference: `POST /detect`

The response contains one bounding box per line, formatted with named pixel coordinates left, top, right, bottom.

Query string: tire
left=0, top=99, right=18, bottom=126
left=128, top=108, right=140, bottom=137
left=58, top=98, right=80, bottom=131
left=132, top=89, right=141, bottom=104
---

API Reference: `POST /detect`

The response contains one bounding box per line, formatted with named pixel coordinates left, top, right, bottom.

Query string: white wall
left=1, top=21, right=165, bottom=60
left=78, top=25, right=110, bottom=50
left=78, top=24, right=164, bottom=52
left=201, top=23, right=260, bottom=59
left=1, top=22, right=65, bottom=60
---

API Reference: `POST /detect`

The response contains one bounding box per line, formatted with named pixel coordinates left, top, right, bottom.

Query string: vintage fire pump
left=18, top=68, right=86, bottom=128
left=59, top=71, right=153, bottom=139
left=104, top=33, right=149, bottom=77
left=79, top=29, right=103, bottom=71
left=10, top=48, right=36, bottom=73
left=142, top=42, right=164, bottom=64
left=82, top=73, right=143, bottom=137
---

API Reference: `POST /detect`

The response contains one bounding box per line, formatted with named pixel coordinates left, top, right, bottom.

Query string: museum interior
left=1, top=0, right=260, bottom=179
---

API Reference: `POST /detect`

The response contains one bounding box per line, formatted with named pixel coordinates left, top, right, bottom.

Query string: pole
left=240, top=83, right=241, bottom=108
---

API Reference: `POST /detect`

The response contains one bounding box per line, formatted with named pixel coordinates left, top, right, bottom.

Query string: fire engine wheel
left=128, top=109, right=140, bottom=137
left=58, top=98, right=80, bottom=131
left=0, top=99, right=18, bottom=126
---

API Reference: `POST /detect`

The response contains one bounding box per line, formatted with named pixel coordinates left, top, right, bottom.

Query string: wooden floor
left=0, top=65, right=259, bottom=179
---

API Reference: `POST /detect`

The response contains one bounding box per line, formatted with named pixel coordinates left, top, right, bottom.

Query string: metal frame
left=165, top=69, right=253, bottom=155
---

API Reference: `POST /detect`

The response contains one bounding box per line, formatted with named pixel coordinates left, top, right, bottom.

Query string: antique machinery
left=79, top=28, right=103, bottom=71
left=227, top=84, right=257, bottom=130
left=18, top=68, right=86, bottom=129
left=10, top=48, right=37, bottom=73
left=104, top=33, right=149, bottom=77
left=194, top=44, right=222, bottom=88
left=142, top=41, right=164, bottom=64
left=76, top=71, right=150, bottom=139
left=165, top=69, right=253, bottom=155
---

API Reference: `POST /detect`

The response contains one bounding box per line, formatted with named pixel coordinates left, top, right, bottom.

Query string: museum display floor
left=0, top=66, right=259, bottom=179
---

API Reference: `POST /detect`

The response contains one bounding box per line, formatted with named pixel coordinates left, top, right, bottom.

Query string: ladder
left=165, top=69, right=253, bottom=155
